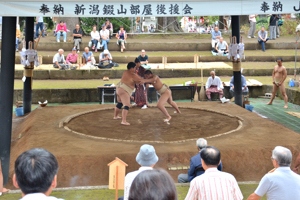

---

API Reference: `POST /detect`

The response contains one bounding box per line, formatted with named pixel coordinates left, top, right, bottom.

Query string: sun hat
left=103, top=50, right=109, bottom=54
left=72, top=48, right=76, bottom=51
left=102, top=24, right=106, bottom=27
left=136, top=144, right=159, bottom=166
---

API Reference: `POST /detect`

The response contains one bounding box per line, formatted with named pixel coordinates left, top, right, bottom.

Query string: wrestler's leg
left=267, top=84, right=279, bottom=105
left=114, top=89, right=122, bottom=119
left=119, top=90, right=131, bottom=125
left=167, top=90, right=181, bottom=114
left=157, top=91, right=172, bottom=121
left=279, top=83, right=288, bottom=108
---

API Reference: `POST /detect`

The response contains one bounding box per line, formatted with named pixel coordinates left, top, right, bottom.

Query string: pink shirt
left=56, top=24, right=67, bottom=33
left=66, top=53, right=78, bottom=64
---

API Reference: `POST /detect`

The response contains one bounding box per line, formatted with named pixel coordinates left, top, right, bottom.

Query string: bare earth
left=9, top=102, right=300, bottom=188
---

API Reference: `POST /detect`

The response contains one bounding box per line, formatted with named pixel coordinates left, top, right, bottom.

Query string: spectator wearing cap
left=13, top=148, right=63, bottom=200
left=100, top=24, right=110, bottom=50
left=73, top=24, right=83, bottom=53
left=104, top=19, right=113, bottom=39
left=122, top=144, right=159, bottom=200
left=116, top=25, right=127, bottom=53
left=90, top=25, right=101, bottom=53
left=98, top=50, right=116, bottom=69
left=66, top=48, right=79, bottom=69
left=53, top=49, right=69, bottom=70
left=56, top=21, right=67, bottom=43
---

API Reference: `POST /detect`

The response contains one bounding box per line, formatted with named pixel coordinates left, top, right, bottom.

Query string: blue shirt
left=212, top=30, right=221, bottom=40
left=83, top=51, right=93, bottom=62
left=230, top=75, right=247, bottom=88
left=255, top=167, right=300, bottom=200
left=187, top=151, right=223, bottom=182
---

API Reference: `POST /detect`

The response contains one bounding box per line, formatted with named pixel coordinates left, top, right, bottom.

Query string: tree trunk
left=219, top=16, right=224, bottom=30
left=157, top=17, right=183, bottom=32
left=239, top=15, right=249, bottom=26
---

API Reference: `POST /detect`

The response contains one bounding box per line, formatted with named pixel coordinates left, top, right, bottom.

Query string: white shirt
left=216, top=41, right=228, bottom=50
left=249, top=15, right=256, bottom=23
left=255, top=167, right=300, bottom=200
left=100, top=53, right=113, bottom=63
left=37, top=16, right=43, bottom=23
left=20, top=193, right=64, bottom=200
left=53, top=53, right=65, bottom=64
left=124, top=167, right=153, bottom=200
left=90, top=31, right=100, bottom=40
left=100, top=29, right=109, bottom=38
left=185, top=168, right=243, bottom=200
left=205, top=76, right=224, bottom=90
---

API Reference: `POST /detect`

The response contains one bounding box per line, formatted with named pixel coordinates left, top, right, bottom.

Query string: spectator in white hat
left=98, top=49, right=116, bottom=69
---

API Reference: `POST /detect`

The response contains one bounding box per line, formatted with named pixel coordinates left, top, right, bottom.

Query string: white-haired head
left=272, top=146, right=292, bottom=167
left=196, top=138, right=207, bottom=150
left=58, top=49, right=64, bottom=53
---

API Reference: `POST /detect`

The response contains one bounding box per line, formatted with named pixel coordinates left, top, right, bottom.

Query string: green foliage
left=79, top=17, right=133, bottom=35
left=203, top=16, right=219, bottom=26
left=280, top=19, right=299, bottom=35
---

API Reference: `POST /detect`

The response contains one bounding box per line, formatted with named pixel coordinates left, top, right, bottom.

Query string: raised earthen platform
left=8, top=102, right=300, bottom=188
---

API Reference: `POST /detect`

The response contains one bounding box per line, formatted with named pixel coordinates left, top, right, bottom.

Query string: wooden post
left=162, top=56, right=167, bottom=69
left=194, top=54, right=199, bottom=69
left=108, top=157, right=128, bottom=191
left=115, top=166, right=118, bottom=200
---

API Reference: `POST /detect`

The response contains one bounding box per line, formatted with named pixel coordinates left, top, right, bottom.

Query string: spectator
left=56, top=21, right=67, bottom=43
left=36, top=16, right=45, bottom=39
left=123, top=144, right=159, bottom=200
left=66, top=48, right=79, bottom=69
left=230, top=73, right=248, bottom=98
left=0, top=16, right=2, bottom=40
left=247, top=146, right=300, bottom=200
left=258, top=26, right=269, bottom=52
left=104, top=19, right=113, bottom=39
left=138, top=49, right=150, bottom=69
left=16, top=24, right=20, bottom=52
left=129, top=169, right=177, bottom=200
left=116, top=25, right=127, bottom=53
left=100, top=24, right=110, bottom=50
left=53, top=49, right=69, bottom=70
left=90, top=25, right=100, bottom=53
left=185, top=146, right=243, bottom=200
left=178, top=138, right=223, bottom=183
left=276, top=14, right=281, bottom=38
left=73, top=24, right=82, bottom=53
left=82, top=47, right=96, bottom=69
left=269, top=14, right=277, bottom=40
left=205, top=71, right=224, bottom=101
left=247, top=15, right=257, bottom=38
left=211, top=26, right=221, bottom=50
left=98, top=50, right=116, bottom=69
left=13, top=148, right=63, bottom=200
left=0, top=160, right=10, bottom=197
left=215, top=37, right=228, bottom=55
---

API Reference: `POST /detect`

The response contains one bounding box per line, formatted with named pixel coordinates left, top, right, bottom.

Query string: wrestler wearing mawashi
left=267, top=58, right=288, bottom=109
left=144, top=70, right=181, bottom=122
left=114, top=62, right=151, bottom=126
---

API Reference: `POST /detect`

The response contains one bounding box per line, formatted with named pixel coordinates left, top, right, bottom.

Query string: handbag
left=88, top=41, right=92, bottom=48
left=96, top=41, right=102, bottom=49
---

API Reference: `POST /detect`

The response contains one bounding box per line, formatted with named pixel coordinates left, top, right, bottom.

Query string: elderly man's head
left=272, top=146, right=292, bottom=167
left=58, top=49, right=64, bottom=55
left=261, top=26, right=265, bottom=32
left=13, top=148, right=59, bottom=195
left=201, top=146, right=221, bottom=169
left=196, top=138, right=207, bottom=151
left=75, top=24, right=80, bottom=30
left=210, top=71, right=215, bottom=79
left=141, top=49, right=146, bottom=57
left=219, top=37, right=224, bottom=43
left=85, top=47, right=89, bottom=53
left=214, top=26, right=219, bottom=32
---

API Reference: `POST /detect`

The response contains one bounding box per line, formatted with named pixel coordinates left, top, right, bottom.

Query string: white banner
left=0, top=0, right=299, bottom=17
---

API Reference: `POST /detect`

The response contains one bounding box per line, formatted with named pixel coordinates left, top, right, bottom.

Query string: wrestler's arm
left=132, top=74, right=145, bottom=84
left=143, top=75, right=158, bottom=84
left=272, top=67, right=275, bottom=84
left=281, top=67, right=287, bottom=84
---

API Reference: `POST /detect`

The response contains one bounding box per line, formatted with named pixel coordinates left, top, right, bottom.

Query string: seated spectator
left=258, top=26, right=269, bottom=52
left=129, top=169, right=177, bottom=200
left=82, top=47, right=96, bottom=69
left=100, top=24, right=110, bottom=50
left=66, top=48, right=79, bottom=69
left=56, top=21, right=67, bottom=43
left=178, top=138, right=222, bottom=183
left=0, top=160, right=10, bottom=197
left=230, top=73, right=248, bottom=98
left=211, top=26, right=221, bottom=50
left=185, top=146, right=243, bottom=200
left=215, top=37, right=228, bottom=55
left=13, top=148, right=63, bottom=200
left=16, top=24, right=20, bottom=52
left=53, top=49, right=69, bottom=70
left=73, top=24, right=82, bottom=53
left=123, top=144, right=159, bottom=200
left=98, top=50, right=116, bottom=69
left=104, top=19, right=113, bottom=39
left=205, top=71, right=223, bottom=101
left=138, top=49, right=150, bottom=69
left=91, top=25, right=100, bottom=53
left=116, top=25, right=127, bottom=53
left=247, top=146, right=300, bottom=200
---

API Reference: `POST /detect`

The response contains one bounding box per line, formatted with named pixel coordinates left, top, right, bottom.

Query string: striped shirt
left=185, top=168, right=243, bottom=200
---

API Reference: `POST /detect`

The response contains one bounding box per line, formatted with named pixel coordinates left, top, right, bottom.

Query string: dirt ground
left=8, top=102, right=300, bottom=189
